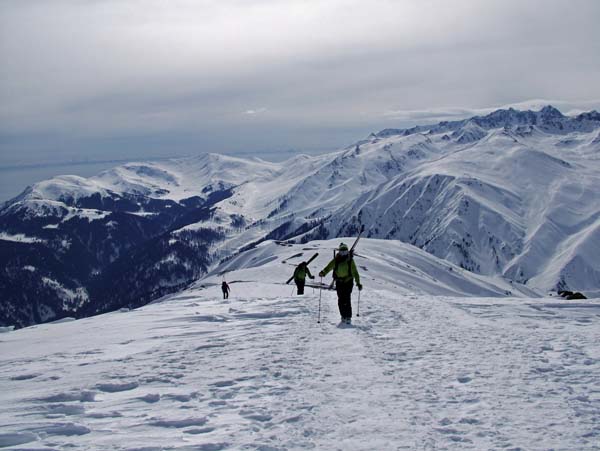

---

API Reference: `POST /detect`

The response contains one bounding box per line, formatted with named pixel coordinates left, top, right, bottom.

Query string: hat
left=338, top=243, right=348, bottom=251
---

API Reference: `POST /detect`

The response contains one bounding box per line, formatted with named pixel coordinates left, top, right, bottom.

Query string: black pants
left=295, top=279, right=305, bottom=295
left=336, top=279, right=353, bottom=319
left=222, top=290, right=229, bottom=299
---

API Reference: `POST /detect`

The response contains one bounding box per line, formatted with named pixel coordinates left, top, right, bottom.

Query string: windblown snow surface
left=1, top=239, right=599, bottom=450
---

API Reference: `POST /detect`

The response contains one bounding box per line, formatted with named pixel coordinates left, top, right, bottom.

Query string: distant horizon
left=2, top=0, right=600, bottom=168
left=2, top=101, right=598, bottom=169
left=2, top=101, right=598, bottom=203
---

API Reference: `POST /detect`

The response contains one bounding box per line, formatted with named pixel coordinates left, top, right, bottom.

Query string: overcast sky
left=1, top=0, right=600, bottom=166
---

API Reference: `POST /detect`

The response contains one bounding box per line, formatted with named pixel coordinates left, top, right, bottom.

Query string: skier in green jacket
left=319, top=243, right=362, bottom=323
left=293, top=261, right=314, bottom=295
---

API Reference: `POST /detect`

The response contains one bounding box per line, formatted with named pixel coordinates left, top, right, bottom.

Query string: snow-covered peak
left=374, top=105, right=600, bottom=139
left=450, top=120, right=488, bottom=144
left=29, top=175, right=113, bottom=203
left=92, top=153, right=281, bottom=201
left=575, top=110, right=600, bottom=122
left=539, top=104, right=564, bottom=119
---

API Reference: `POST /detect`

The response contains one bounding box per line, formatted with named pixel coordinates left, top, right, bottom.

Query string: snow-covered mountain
left=1, top=238, right=599, bottom=450
left=2, top=105, right=600, bottom=327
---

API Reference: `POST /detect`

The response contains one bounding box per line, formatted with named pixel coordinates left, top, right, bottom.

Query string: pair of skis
left=285, top=252, right=319, bottom=284
left=318, top=224, right=365, bottom=323
left=328, top=224, right=365, bottom=290
left=284, top=223, right=365, bottom=287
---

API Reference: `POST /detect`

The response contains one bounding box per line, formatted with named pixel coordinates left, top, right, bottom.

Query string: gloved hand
left=310, top=275, right=315, bottom=279
left=357, top=283, right=363, bottom=291
left=318, top=271, right=325, bottom=277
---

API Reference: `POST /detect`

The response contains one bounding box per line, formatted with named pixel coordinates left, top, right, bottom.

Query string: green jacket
left=294, top=263, right=313, bottom=281
left=320, top=256, right=360, bottom=284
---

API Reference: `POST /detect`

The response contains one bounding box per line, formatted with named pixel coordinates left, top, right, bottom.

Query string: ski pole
left=317, top=277, right=322, bottom=323
left=357, top=288, right=361, bottom=317
left=290, top=286, right=295, bottom=297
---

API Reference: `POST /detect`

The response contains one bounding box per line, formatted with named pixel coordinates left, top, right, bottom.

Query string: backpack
left=333, top=254, right=353, bottom=281
left=294, top=264, right=306, bottom=280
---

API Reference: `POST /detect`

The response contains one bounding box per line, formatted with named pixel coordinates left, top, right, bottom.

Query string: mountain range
left=2, top=105, right=599, bottom=328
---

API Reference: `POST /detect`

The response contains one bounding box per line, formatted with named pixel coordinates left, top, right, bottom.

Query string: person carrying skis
left=293, top=261, right=314, bottom=295
left=319, top=243, right=362, bottom=323
left=221, top=280, right=230, bottom=299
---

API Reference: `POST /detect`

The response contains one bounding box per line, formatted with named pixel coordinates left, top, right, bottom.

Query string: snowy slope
left=1, top=238, right=599, bottom=450
left=2, top=105, right=600, bottom=328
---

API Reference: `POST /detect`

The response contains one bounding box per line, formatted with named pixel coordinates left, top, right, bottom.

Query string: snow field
left=1, top=278, right=599, bottom=450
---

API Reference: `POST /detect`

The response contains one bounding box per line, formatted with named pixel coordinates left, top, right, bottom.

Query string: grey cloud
left=1, top=0, right=600, bottom=165
left=244, top=108, right=268, bottom=115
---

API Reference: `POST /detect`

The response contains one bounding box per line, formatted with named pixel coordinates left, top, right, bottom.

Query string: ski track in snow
left=1, top=285, right=600, bottom=450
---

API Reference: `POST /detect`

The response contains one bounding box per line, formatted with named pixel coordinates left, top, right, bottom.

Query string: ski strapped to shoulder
left=329, top=224, right=365, bottom=289
left=305, top=281, right=335, bottom=290
left=286, top=252, right=319, bottom=284
left=349, top=224, right=365, bottom=256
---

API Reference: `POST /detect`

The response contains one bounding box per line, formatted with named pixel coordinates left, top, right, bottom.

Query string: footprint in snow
left=37, top=390, right=97, bottom=403
left=149, top=417, right=209, bottom=428
left=30, top=422, right=91, bottom=437
left=138, top=393, right=161, bottom=403
left=458, top=417, right=481, bottom=425
left=10, top=373, right=40, bottom=381
left=96, top=381, right=139, bottom=393
left=187, top=315, right=228, bottom=323
left=241, top=411, right=273, bottom=423
left=211, top=380, right=236, bottom=388
left=184, top=426, right=216, bottom=434
left=195, top=343, right=227, bottom=351
left=44, top=403, right=86, bottom=417
left=77, top=349, right=103, bottom=356
left=281, top=415, right=302, bottom=423
left=187, top=443, right=230, bottom=451
left=0, top=432, right=38, bottom=447
left=164, top=392, right=199, bottom=402
left=86, top=411, right=123, bottom=419
left=208, top=400, right=228, bottom=407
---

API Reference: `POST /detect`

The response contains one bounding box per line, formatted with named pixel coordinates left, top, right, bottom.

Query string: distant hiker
left=221, top=281, right=230, bottom=299
left=293, top=261, right=315, bottom=295
left=319, top=242, right=362, bottom=323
